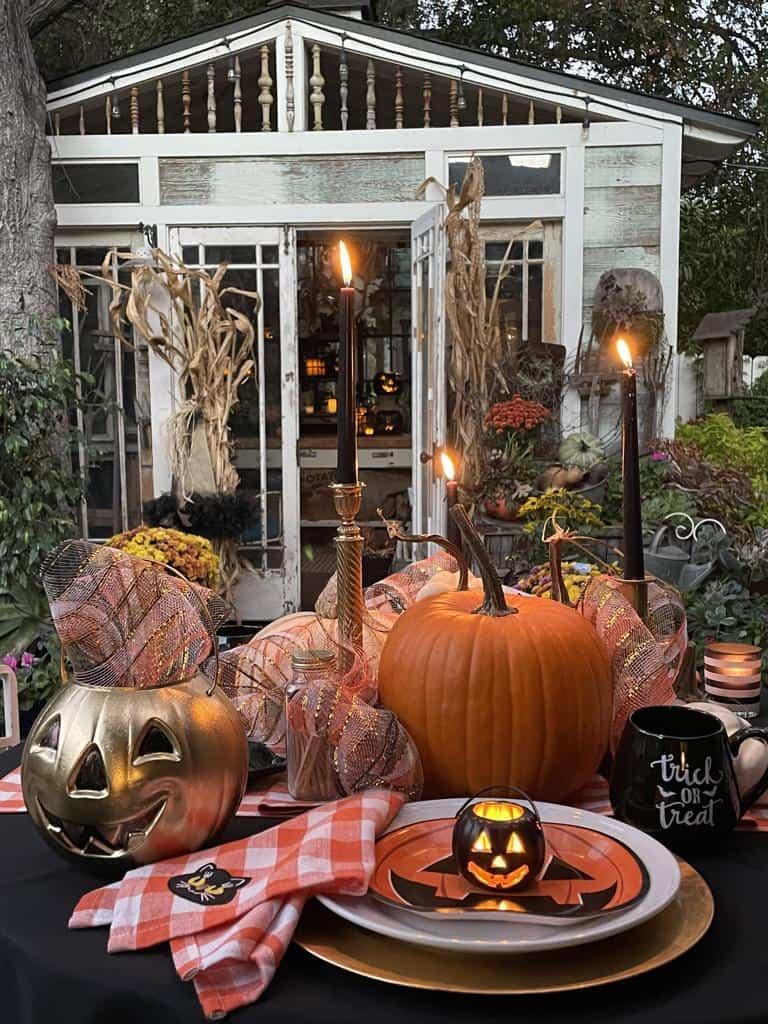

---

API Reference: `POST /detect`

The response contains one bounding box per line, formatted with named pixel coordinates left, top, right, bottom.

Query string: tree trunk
left=0, top=0, right=57, bottom=353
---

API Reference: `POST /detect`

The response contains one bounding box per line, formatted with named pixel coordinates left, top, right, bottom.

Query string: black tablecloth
left=1, top=745, right=766, bottom=1024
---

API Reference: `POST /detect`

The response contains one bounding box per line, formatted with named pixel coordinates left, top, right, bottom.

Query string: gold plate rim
left=295, top=859, right=713, bottom=995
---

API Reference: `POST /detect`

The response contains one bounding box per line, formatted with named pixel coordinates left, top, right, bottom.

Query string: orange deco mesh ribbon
left=580, top=575, right=688, bottom=750
left=41, top=540, right=229, bottom=689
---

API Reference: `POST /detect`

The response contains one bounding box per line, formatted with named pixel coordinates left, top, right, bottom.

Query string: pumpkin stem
left=376, top=508, right=470, bottom=591
left=450, top=505, right=516, bottom=617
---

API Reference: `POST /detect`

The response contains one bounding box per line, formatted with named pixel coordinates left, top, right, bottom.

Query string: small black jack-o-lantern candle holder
left=452, top=786, right=546, bottom=892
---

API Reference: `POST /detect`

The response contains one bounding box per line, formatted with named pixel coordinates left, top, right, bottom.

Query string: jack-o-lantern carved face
left=452, top=800, right=546, bottom=892
left=22, top=675, right=248, bottom=873
left=371, top=818, right=650, bottom=919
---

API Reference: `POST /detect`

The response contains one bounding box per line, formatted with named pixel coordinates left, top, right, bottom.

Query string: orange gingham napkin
left=0, top=768, right=24, bottom=812
left=69, top=789, right=403, bottom=1020
left=237, top=776, right=318, bottom=818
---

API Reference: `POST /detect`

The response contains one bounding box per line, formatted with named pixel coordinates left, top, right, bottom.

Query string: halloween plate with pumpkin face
left=317, top=800, right=681, bottom=954
left=370, top=817, right=649, bottom=924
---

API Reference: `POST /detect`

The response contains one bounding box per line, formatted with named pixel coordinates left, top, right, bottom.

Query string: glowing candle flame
left=440, top=452, right=456, bottom=481
left=616, top=337, right=633, bottom=370
left=339, top=240, right=352, bottom=287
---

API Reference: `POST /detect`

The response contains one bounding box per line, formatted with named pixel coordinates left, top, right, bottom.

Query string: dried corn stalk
left=440, top=157, right=541, bottom=489
left=98, top=248, right=261, bottom=598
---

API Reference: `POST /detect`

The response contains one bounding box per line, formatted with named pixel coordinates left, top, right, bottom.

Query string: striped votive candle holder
left=704, top=642, right=763, bottom=719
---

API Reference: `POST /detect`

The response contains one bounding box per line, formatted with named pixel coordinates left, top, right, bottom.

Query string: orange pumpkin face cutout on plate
left=370, top=818, right=649, bottom=922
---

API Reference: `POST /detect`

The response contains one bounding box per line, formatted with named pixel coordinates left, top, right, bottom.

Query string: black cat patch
left=168, top=863, right=250, bottom=905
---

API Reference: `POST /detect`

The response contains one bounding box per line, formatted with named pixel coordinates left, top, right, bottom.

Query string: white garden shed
left=45, top=0, right=756, bottom=619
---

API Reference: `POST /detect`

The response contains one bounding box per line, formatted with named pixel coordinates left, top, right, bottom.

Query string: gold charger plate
left=294, top=859, right=713, bottom=994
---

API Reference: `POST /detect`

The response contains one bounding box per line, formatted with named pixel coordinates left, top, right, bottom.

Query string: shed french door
left=411, top=206, right=447, bottom=545
left=170, top=226, right=299, bottom=621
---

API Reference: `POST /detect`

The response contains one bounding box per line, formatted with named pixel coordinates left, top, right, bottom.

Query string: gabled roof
left=46, top=0, right=757, bottom=175
left=692, top=310, right=755, bottom=341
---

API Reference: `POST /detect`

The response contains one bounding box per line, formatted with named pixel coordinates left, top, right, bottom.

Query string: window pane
left=75, top=247, right=111, bottom=268
left=527, top=263, right=543, bottom=344
left=261, top=245, right=279, bottom=264
left=449, top=153, right=561, bottom=196
left=202, top=245, right=256, bottom=264
left=528, top=239, right=544, bottom=260
left=486, top=241, right=523, bottom=263
left=53, top=163, right=140, bottom=204
left=182, top=246, right=199, bottom=265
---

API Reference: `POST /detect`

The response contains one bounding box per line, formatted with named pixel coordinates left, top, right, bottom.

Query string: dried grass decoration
left=99, top=248, right=261, bottom=599
left=421, top=157, right=541, bottom=491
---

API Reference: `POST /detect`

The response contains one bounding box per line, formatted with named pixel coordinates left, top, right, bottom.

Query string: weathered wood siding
left=582, top=145, right=662, bottom=316
left=159, top=154, right=425, bottom=205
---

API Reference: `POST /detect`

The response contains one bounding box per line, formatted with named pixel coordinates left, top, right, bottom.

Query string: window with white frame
left=484, top=233, right=546, bottom=346
left=449, top=153, right=562, bottom=197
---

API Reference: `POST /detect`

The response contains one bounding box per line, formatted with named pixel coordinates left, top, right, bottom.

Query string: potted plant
left=478, top=397, right=548, bottom=520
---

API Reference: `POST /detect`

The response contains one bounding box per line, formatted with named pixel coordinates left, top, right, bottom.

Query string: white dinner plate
left=317, top=799, right=681, bottom=954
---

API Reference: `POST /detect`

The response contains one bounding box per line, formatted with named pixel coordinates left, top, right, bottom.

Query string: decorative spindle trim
left=156, top=80, right=165, bottom=134
left=366, top=59, right=376, bottom=130
left=54, top=111, right=61, bottom=136
left=502, top=93, right=508, bottom=126
left=233, top=55, right=243, bottom=133
left=339, top=41, right=349, bottom=130
left=556, top=105, right=563, bottom=124
left=477, top=87, right=484, bottom=126
left=528, top=99, right=535, bottom=124
left=394, top=66, right=404, bottom=129
left=285, top=21, right=295, bottom=132
left=104, top=97, right=111, bottom=135
left=309, top=43, right=325, bottom=131
left=258, top=45, right=273, bottom=131
left=182, top=70, right=192, bottom=133
left=449, top=80, right=459, bottom=127
left=423, top=73, right=431, bottom=127
left=79, top=105, right=85, bottom=135
left=207, top=64, right=217, bottom=132
left=129, top=88, right=139, bottom=134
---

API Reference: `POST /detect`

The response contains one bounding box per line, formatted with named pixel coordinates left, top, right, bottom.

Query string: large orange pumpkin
left=377, top=508, right=613, bottom=801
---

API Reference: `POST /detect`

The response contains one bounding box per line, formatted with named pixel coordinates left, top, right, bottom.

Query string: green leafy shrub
left=728, top=371, right=768, bottom=429
left=0, top=341, right=88, bottom=591
left=517, top=488, right=603, bottom=536
left=677, top=414, right=768, bottom=496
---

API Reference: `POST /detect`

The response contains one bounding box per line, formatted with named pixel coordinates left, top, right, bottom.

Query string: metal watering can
left=644, top=514, right=726, bottom=590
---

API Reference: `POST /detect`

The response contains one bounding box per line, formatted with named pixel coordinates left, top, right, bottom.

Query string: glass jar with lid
left=286, top=649, right=340, bottom=801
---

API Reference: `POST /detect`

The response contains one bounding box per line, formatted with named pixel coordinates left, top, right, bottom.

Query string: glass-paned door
left=56, top=239, right=150, bottom=539
left=171, top=227, right=299, bottom=621
left=411, top=206, right=447, bottom=545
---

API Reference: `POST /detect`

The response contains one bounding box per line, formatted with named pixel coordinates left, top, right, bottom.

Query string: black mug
left=610, top=705, right=768, bottom=840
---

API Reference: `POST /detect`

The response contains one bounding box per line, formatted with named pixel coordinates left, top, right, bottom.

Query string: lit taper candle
left=617, top=337, right=645, bottom=583
left=441, top=451, right=461, bottom=549
left=337, top=240, right=358, bottom=485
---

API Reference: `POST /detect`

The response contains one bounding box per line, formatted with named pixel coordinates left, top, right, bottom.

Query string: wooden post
left=556, top=105, right=562, bottom=124
left=258, top=45, right=273, bottom=131
left=366, top=59, right=376, bottom=130
left=502, top=93, right=508, bottom=125
left=79, top=104, right=85, bottom=135
left=394, top=65, right=404, bottom=129
left=339, top=42, right=349, bottom=130
left=528, top=99, right=535, bottom=124
left=233, top=55, right=243, bottom=132
left=105, top=96, right=111, bottom=135
left=156, top=80, right=165, bottom=134
left=130, top=88, right=139, bottom=134
left=477, top=87, right=483, bottom=126
left=207, top=64, right=216, bottom=132
left=423, top=73, right=431, bottom=127
left=285, top=21, right=295, bottom=132
left=309, top=44, right=325, bottom=131
left=449, top=80, right=458, bottom=127
left=182, top=70, right=192, bottom=133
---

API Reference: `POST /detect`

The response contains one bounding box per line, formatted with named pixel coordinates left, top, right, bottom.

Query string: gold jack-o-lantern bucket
left=22, top=674, right=248, bottom=872
left=21, top=539, right=249, bottom=873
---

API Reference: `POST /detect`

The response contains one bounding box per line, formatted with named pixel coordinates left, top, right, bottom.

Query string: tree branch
left=27, top=0, right=81, bottom=36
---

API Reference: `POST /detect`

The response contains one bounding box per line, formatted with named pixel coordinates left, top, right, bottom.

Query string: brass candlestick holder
left=330, top=482, right=365, bottom=674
